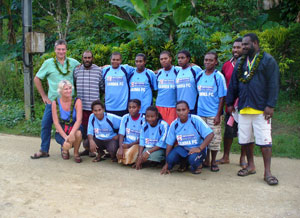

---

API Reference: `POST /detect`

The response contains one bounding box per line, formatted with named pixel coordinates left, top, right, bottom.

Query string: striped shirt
left=74, top=64, right=104, bottom=111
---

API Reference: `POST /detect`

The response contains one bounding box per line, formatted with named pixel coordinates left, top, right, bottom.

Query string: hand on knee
left=63, top=142, right=72, bottom=151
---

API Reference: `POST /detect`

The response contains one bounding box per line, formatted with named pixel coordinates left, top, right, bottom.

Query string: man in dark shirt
left=227, top=33, right=279, bottom=185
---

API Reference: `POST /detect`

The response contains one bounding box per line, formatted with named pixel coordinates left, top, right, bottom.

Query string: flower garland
left=54, top=57, right=71, bottom=76
left=237, top=51, right=264, bottom=83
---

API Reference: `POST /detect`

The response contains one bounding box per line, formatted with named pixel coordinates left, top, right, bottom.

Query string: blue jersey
left=118, top=113, right=145, bottom=144
left=129, top=68, right=157, bottom=113
left=196, top=70, right=227, bottom=117
left=87, top=113, right=121, bottom=140
left=156, top=66, right=179, bottom=107
left=139, top=120, right=169, bottom=149
left=176, top=66, right=202, bottom=110
left=166, top=115, right=212, bottom=150
left=103, top=65, right=134, bottom=111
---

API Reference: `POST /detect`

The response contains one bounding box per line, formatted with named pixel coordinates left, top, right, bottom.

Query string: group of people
left=30, top=32, right=279, bottom=185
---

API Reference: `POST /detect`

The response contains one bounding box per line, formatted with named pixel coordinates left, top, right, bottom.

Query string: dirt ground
left=0, top=133, right=299, bottom=218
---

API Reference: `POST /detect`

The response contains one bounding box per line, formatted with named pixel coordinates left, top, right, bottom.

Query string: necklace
left=237, top=51, right=263, bottom=83
left=54, top=57, right=71, bottom=76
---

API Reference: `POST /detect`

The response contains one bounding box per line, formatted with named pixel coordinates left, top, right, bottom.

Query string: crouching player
left=87, top=100, right=121, bottom=162
left=135, top=106, right=169, bottom=170
left=117, top=99, right=145, bottom=165
left=161, top=101, right=214, bottom=174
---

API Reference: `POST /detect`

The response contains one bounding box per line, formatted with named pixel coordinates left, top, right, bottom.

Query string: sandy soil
left=0, top=133, right=299, bottom=218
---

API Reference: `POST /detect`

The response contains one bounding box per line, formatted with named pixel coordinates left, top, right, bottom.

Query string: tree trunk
left=7, top=4, right=16, bottom=44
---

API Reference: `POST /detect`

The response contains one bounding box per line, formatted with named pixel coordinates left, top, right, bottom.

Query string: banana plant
left=104, top=0, right=194, bottom=40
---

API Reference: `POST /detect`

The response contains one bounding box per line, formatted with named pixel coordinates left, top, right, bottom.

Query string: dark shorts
left=93, top=137, right=119, bottom=158
left=82, top=110, right=93, bottom=139
left=105, top=109, right=128, bottom=117
left=224, top=113, right=238, bottom=139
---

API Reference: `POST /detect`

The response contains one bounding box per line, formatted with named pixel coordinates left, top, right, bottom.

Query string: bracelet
left=146, top=150, right=151, bottom=155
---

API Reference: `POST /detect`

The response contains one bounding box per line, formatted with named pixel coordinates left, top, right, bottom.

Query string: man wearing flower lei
left=31, top=39, right=80, bottom=159
left=226, top=33, right=279, bottom=185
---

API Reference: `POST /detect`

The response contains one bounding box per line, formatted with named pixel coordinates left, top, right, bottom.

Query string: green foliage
left=0, top=98, right=24, bottom=128
left=176, top=16, right=208, bottom=64
left=0, top=60, right=23, bottom=98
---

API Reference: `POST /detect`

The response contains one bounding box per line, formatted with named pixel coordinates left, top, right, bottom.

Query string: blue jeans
left=40, top=103, right=53, bottom=153
left=166, top=146, right=206, bottom=172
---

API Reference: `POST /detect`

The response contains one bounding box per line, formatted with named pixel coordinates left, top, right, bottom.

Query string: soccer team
left=30, top=32, right=279, bottom=186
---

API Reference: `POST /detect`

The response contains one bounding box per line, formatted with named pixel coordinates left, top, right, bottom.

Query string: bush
left=0, top=61, right=23, bottom=99
left=2, top=24, right=300, bottom=104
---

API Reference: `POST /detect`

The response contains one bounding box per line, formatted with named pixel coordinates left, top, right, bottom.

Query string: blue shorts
left=55, top=126, right=83, bottom=146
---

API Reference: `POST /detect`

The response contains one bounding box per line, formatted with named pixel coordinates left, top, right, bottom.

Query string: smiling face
left=232, top=41, right=243, bottom=59
left=176, top=102, right=189, bottom=123
left=135, top=56, right=146, bottom=72
left=204, top=54, right=218, bottom=72
left=160, top=53, right=172, bottom=69
left=177, top=53, right=190, bottom=67
left=82, top=52, right=93, bottom=68
left=61, top=84, right=72, bottom=98
left=128, top=102, right=140, bottom=117
left=111, top=54, right=122, bottom=69
left=92, top=104, right=105, bottom=120
left=242, top=36, right=255, bottom=56
left=146, top=110, right=158, bottom=127
left=55, top=44, right=67, bottom=60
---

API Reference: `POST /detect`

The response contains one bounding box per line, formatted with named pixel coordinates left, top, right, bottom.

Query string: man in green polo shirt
left=31, top=39, right=80, bottom=159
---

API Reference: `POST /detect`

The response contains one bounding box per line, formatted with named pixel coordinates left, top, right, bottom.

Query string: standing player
left=176, top=50, right=202, bottom=114
left=196, top=51, right=227, bottom=172
left=102, top=52, right=135, bottom=116
left=129, top=53, right=157, bottom=114
left=156, top=51, right=179, bottom=125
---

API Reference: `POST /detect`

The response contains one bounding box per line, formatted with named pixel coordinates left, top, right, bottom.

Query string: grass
left=1, top=93, right=300, bottom=158
left=229, top=93, right=300, bottom=159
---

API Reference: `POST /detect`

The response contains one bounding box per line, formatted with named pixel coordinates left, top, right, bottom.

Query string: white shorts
left=238, top=114, right=272, bottom=147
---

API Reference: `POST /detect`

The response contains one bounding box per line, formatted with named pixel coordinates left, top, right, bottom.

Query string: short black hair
left=205, top=51, right=218, bottom=61
left=160, top=50, right=172, bottom=58
left=243, top=33, right=259, bottom=45
left=111, top=52, right=122, bottom=59
left=177, top=50, right=191, bottom=60
left=136, top=53, right=147, bottom=61
left=128, top=99, right=141, bottom=107
left=83, top=50, right=93, bottom=57
left=91, top=100, right=104, bottom=111
left=176, top=100, right=189, bottom=109
left=234, top=37, right=243, bottom=43
left=145, top=106, right=162, bottom=120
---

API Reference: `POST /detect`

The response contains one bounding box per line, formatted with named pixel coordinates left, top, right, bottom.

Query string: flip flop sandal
left=74, top=156, right=82, bottom=163
left=61, top=151, right=70, bottom=160
left=264, top=176, right=278, bottom=185
left=211, top=164, right=220, bottom=172
left=30, top=151, right=49, bottom=159
left=192, top=166, right=202, bottom=174
left=216, top=159, right=230, bottom=164
left=92, top=156, right=105, bottom=162
left=237, top=168, right=256, bottom=176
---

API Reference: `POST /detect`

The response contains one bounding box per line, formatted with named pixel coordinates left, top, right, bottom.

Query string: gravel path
left=0, top=133, right=299, bottom=218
